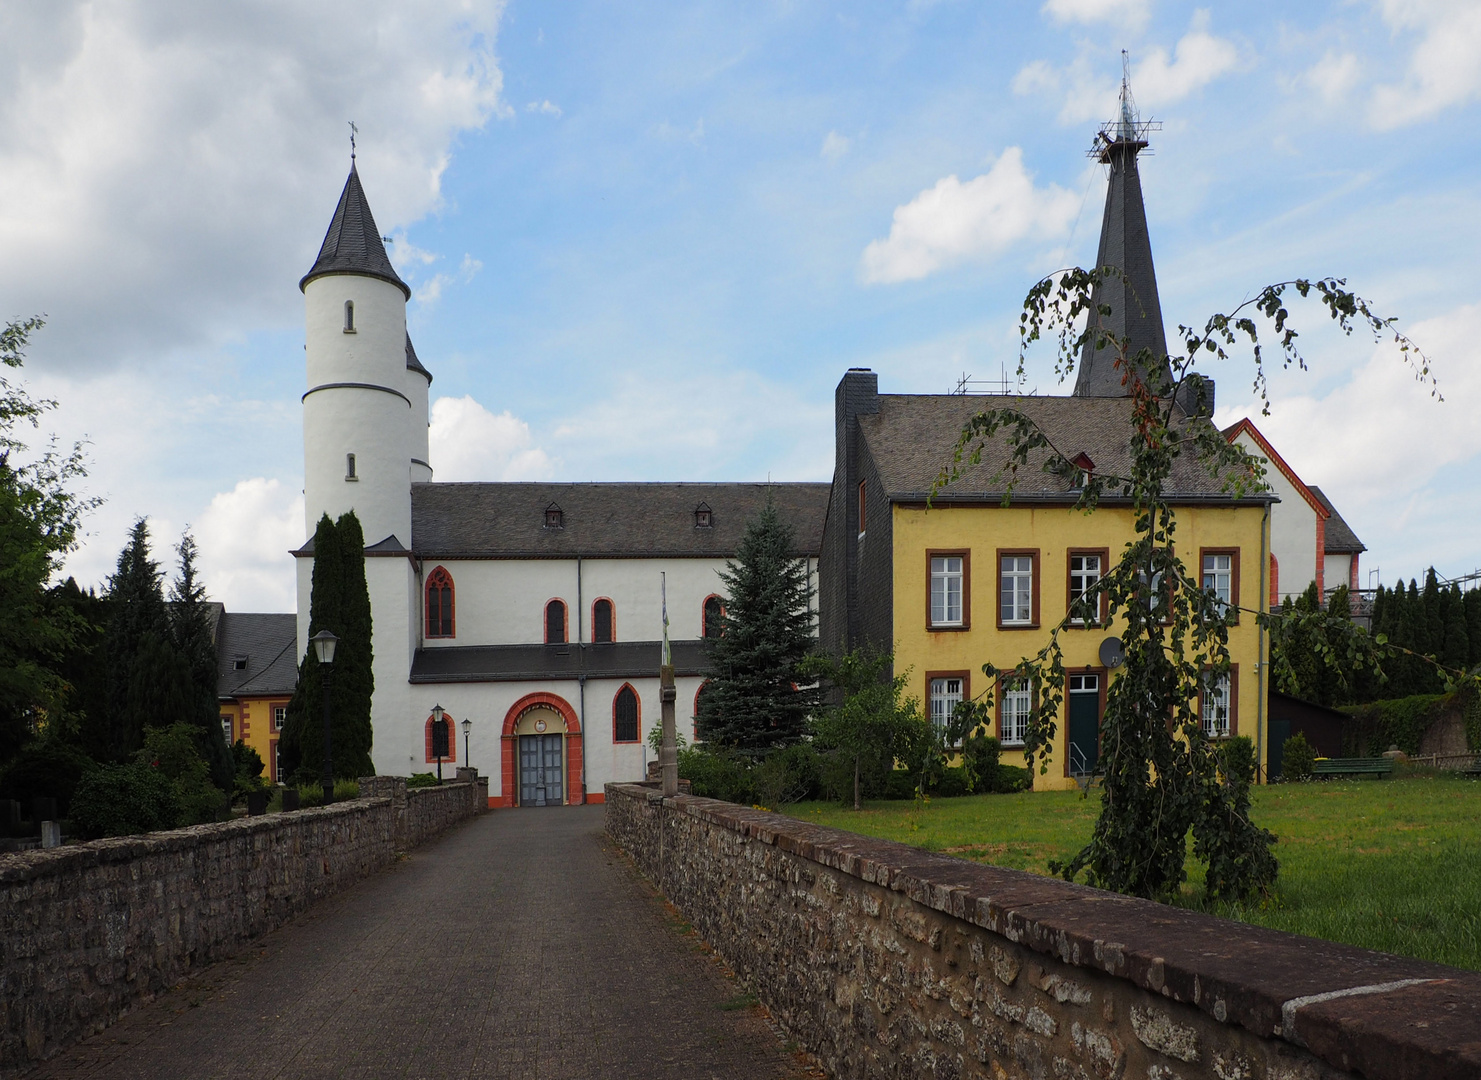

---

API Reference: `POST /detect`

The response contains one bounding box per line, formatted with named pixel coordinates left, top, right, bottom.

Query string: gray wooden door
left=519, top=733, right=564, bottom=806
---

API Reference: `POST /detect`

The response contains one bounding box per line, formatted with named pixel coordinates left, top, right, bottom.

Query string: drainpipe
left=577, top=554, right=587, bottom=803
left=1257, top=502, right=1269, bottom=783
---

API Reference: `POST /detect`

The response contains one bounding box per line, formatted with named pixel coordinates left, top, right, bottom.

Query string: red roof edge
left=1222, top=417, right=1329, bottom=519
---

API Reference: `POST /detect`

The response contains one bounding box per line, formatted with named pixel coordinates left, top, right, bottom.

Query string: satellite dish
left=1099, top=637, right=1125, bottom=669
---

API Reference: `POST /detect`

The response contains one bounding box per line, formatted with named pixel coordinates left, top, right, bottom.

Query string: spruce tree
left=1441, top=584, right=1469, bottom=674
left=280, top=512, right=375, bottom=781
left=102, top=519, right=170, bottom=760
left=1466, top=588, right=1481, bottom=669
left=169, top=531, right=233, bottom=789
left=698, top=494, right=821, bottom=758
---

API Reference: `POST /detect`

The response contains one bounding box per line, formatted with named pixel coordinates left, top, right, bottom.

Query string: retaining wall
left=606, top=783, right=1481, bottom=1080
left=0, top=778, right=484, bottom=1077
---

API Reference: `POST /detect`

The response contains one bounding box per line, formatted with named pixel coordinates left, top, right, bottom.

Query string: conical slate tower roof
left=299, top=164, right=410, bottom=299
left=1073, top=83, right=1170, bottom=397
left=406, top=333, right=433, bottom=383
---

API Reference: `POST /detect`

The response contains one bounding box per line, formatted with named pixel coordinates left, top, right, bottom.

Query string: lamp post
left=310, top=629, right=338, bottom=805
left=461, top=716, right=472, bottom=770
left=431, top=703, right=448, bottom=783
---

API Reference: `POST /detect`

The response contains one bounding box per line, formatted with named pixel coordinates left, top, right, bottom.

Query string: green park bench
left=1464, top=757, right=1481, bottom=777
left=1311, top=757, right=1396, bottom=779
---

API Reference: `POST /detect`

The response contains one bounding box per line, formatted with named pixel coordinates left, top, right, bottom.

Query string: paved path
left=28, top=807, right=817, bottom=1080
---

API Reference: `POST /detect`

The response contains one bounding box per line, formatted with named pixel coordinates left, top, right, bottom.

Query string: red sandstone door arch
left=500, top=693, right=583, bottom=807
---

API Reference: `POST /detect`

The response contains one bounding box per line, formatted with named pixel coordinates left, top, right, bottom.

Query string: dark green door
left=1067, top=674, right=1100, bottom=775
left=1269, top=718, right=1290, bottom=780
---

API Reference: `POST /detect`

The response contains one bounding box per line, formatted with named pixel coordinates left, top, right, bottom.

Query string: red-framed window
left=693, top=680, right=714, bottom=740
left=426, top=566, right=455, bottom=638
left=703, top=595, right=725, bottom=640
left=545, top=599, right=568, bottom=644
left=424, top=712, right=458, bottom=763
left=613, top=684, right=640, bottom=743
left=592, top=598, right=615, bottom=644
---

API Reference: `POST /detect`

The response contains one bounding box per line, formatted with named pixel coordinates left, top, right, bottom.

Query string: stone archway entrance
left=500, top=693, right=584, bottom=807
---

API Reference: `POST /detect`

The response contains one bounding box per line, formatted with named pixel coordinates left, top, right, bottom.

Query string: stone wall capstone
left=1, top=778, right=484, bottom=1078
left=605, top=782, right=1481, bottom=1080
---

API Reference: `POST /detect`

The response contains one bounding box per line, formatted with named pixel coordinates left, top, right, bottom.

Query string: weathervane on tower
left=349, top=120, right=358, bottom=161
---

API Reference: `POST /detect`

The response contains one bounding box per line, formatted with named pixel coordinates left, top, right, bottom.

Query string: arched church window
left=613, top=684, right=639, bottom=743
left=592, top=598, right=614, bottom=644
left=345, top=453, right=357, bottom=480
left=545, top=599, right=567, bottom=645
left=693, top=680, right=714, bottom=741
left=426, top=567, right=454, bottom=638
left=703, top=595, right=724, bottom=640
left=343, top=300, right=355, bottom=333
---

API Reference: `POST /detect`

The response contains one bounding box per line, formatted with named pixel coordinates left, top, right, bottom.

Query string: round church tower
left=300, top=163, right=431, bottom=546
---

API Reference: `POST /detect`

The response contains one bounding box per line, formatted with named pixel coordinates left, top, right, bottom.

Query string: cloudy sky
left=5, top=0, right=1479, bottom=611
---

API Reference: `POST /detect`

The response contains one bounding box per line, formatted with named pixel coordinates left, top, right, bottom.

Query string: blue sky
left=5, top=0, right=1480, bottom=610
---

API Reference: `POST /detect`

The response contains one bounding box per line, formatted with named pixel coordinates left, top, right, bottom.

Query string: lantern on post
left=461, top=715, right=472, bottom=770
left=309, top=630, right=339, bottom=805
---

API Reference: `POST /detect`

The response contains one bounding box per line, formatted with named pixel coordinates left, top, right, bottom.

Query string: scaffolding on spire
left=1089, top=50, right=1161, bottom=161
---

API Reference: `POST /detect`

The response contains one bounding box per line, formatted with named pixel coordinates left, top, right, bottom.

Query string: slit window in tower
left=345, top=453, right=357, bottom=481
left=344, top=300, right=356, bottom=333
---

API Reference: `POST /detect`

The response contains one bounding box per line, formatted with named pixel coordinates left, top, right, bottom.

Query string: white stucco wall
left=1234, top=430, right=1318, bottom=602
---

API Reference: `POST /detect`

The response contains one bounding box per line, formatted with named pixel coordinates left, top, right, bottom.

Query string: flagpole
left=660, top=572, right=678, bottom=797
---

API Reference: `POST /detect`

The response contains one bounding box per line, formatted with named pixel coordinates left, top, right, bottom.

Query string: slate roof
left=859, top=394, right=1272, bottom=504
left=410, top=640, right=710, bottom=684
left=410, top=482, right=830, bottom=559
left=406, top=335, right=432, bottom=383
left=1075, top=136, right=1172, bottom=397
left=216, top=613, right=299, bottom=699
left=1309, top=486, right=1366, bottom=553
left=299, top=164, right=410, bottom=299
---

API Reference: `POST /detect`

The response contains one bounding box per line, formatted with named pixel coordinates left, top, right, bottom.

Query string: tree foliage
left=932, top=270, right=1437, bottom=903
left=804, top=649, right=927, bottom=809
left=698, top=495, right=821, bottom=758
left=170, top=532, right=233, bottom=788
left=280, top=511, right=376, bottom=782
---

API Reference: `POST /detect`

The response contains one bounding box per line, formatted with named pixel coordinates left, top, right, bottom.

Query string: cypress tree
left=698, top=494, right=822, bottom=758
left=1465, top=588, right=1481, bottom=669
left=1422, top=569, right=1444, bottom=672
left=280, top=512, right=375, bottom=782
left=169, top=531, right=233, bottom=789
left=102, top=520, right=170, bottom=761
left=1441, top=584, right=1469, bottom=674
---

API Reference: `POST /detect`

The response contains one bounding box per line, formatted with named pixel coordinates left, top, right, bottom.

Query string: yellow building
left=819, top=379, right=1273, bottom=790
left=216, top=612, right=299, bottom=784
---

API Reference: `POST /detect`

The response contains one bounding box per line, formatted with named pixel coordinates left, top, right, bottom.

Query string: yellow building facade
left=216, top=612, right=299, bottom=784
left=820, top=376, right=1274, bottom=791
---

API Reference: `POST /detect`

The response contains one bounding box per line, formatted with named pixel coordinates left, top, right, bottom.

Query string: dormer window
left=694, top=502, right=712, bottom=529
left=346, top=453, right=357, bottom=481
left=1070, top=452, right=1095, bottom=490
left=544, top=503, right=563, bottom=529
left=343, top=300, right=356, bottom=333
left=232, top=656, right=247, bottom=671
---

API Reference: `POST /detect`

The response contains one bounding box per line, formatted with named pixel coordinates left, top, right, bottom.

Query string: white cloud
left=195, top=478, right=303, bottom=612
left=526, top=99, right=563, bottom=117
left=1305, top=51, right=1361, bottom=105
left=1041, top=0, right=1149, bottom=26
left=429, top=396, right=555, bottom=482
left=860, top=147, right=1078, bottom=284
left=1370, top=0, right=1481, bottom=128
left=821, top=130, right=851, bottom=160
left=0, top=1, right=507, bottom=375
left=1015, top=15, right=1239, bottom=124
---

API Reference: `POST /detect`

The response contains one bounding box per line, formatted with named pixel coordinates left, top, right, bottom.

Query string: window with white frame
left=930, top=556, right=964, bottom=627
left=1000, top=555, right=1033, bottom=625
left=274, top=705, right=287, bottom=731
left=929, top=677, right=964, bottom=738
left=1000, top=678, right=1031, bottom=746
left=1203, top=553, right=1234, bottom=612
left=1069, top=553, right=1102, bottom=624
left=1202, top=673, right=1231, bottom=737
left=273, top=741, right=281, bottom=783
left=221, top=714, right=233, bottom=743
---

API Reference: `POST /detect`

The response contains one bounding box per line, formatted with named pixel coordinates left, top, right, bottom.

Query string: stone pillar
left=660, top=663, right=678, bottom=797
left=358, top=776, right=409, bottom=849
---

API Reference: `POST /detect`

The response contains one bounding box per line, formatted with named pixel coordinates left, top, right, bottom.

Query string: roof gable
left=1222, top=417, right=1328, bottom=519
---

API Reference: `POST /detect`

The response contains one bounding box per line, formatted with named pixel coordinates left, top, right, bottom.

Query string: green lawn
left=787, top=773, right=1481, bottom=971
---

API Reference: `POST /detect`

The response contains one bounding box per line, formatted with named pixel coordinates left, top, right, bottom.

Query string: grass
left=787, top=771, right=1481, bottom=971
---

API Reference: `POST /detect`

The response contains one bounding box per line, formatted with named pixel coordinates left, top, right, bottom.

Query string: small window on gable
left=426, top=566, right=454, bottom=638
left=545, top=503, right=563, bottom=529
left=232, top=656, right=247, bottom=671
left=343, top=300, right=355, bottom=333
left=703, top=595, right=724, bottom=640
left=694, top=502, right=712, bottom=529
left=545, top=599, right=567, bottom=644
left=592, top=598, right=614, bottom=643
left=614, top=684, right=639, bottom=743
left=346, top=453, right=357, bottom=481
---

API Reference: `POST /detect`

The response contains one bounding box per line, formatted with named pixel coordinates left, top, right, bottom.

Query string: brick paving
left=26, top=807, right=819, bottom=1080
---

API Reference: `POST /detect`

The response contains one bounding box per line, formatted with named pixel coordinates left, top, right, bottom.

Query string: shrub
left=1281, top=731, right=1315, bottom=781
left=138, top=724, right=226, bottom=826
left=992, top=764, right=1031, bottom=792
left=70, top=763, right=181, bottom=838
left=406, top=772, right=441, bottom=789
left=0, top=740, right=93, bottom=819
left=677, top=746, right=754, bottom=804
left=960, top=733, right=1004, bottom=793
left=752, top=742, right=821, bottom=808
left=295, top=779, right=361, bottom=807
left=1220, top=735, right=1257, bottom=787
left=230, top=739, right=268, bottom=803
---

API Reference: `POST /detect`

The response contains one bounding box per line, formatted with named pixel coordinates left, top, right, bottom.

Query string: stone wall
left=1, top=780, right=484, bottom=1077
left=606, top=783, right=1481, bottom=1080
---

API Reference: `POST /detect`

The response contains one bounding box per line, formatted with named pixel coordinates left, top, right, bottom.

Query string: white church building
left=295, top=164, right=828, bottom=806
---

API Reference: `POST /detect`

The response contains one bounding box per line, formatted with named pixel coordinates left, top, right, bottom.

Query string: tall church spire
left=299, top=164, right=410, bottom=299
left=1073, top=57, right=1169, bottom=398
